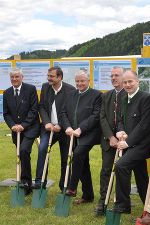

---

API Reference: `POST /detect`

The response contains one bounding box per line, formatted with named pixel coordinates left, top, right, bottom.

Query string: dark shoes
left=113, top=206, right=131, bottom=214
left=19, top=182, right=29, bottom=189
left=19, top=182, right=32, bottom=196
left=74, top=198, right=94, bottom=205
left=65, top=189, right=77, bottom=197
left=94, top=202, right=105, bottom=216
left=24, top=188, right=32, bottom=196
left=32, top=183, right=41, bottom=189
left=32, top=183, right=46, bottom=189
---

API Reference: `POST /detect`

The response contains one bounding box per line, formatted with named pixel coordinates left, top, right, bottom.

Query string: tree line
left=7, top=21, right=150, bottom=59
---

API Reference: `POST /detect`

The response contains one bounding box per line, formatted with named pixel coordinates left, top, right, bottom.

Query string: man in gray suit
left=113, top=70, right=150, bottom=214
left=95, top=66, right=125, bottom=216
left=33, top=66, right=75, bottom=190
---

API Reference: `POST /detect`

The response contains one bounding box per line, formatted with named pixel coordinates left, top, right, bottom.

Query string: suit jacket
left=3, top=82, right=40, bottom=140
left=100, top=89, right=125, bottom=151
left=60, top=88, right=102, bottom=145
left=39, top=81, right=75, bottom=134
left=118, top=90, right=150, bottom=148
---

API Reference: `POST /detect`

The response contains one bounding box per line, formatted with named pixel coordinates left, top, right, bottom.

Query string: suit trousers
left=99, top=147, right=116, bottom=203
left=35, top=131, right=69, bottom=190
left=115, top=145, right=149, bottom=209
left=13, top=133, right=34, bottom=186
left=69, top=144, right=94, bottom=200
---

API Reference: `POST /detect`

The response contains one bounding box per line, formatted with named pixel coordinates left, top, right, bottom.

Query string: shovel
left=54, top=134, right=74, bottom=217
left=11, top=132, right=25, bottom=207
left=105, top=149, right=121, bottom=225
left=31, top=131, right=53, bottom=208
left=135, top=177, right=150, bottom=225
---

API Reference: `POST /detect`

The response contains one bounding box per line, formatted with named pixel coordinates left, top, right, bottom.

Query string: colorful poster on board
left=0, top=62, right=12, bottom=122
left=16, top=61, right=50, bottom=90
left=0, top=62, right=12, bottom=90
left=137, top=58, right=150, bottom=92
left=93, top=60, right=131, bottom=90
left=0, top=94, right=3, bottom=122
left=53, top=61, right=90, bottom=87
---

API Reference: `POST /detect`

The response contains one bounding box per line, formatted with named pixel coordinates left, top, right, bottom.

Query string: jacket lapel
left=16, top=84, right=25, bottom=109
left=122, top=95, right=128, bottom=131
left=10, top=87, right=17, bottom=109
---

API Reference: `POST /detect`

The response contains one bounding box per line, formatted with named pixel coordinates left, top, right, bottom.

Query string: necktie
left=114, top=91, right=118, bottom=126
left=15, top=88, right=19, bottom=106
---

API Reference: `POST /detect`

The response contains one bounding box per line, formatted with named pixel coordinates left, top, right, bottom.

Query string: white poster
left=0, top=62, right=12, bottom=90
left=16, top=61, right=50, bottom=90
left=54, top=61, right=90, bottom=87
left=94, top=60, right=131, bottom=90
left=0, top=94, right=3, bottom=122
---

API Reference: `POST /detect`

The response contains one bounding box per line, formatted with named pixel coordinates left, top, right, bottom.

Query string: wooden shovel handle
left=144, top=177, right=150, bottom=211
left=41, top=131, right=54, bottom=183
left=16, top=132, right=21, bottom=182
left=105, top=149, right=119, bottom=205
left=64, top=134, right=74, bottom=188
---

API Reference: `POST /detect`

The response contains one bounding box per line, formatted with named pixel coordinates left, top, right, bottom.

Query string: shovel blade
left=105, top=210, right=121, bottom=225
left=10, top=186, right=25, bottom=207
left=31, top=188, right=47, bottom=208
left=54, top=193, right=72, bottom=217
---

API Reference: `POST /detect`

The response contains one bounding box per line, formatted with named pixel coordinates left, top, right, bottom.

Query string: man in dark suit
left=60, top=70, right=102, bottom=204
left=114, top=70, right=150, bottom=213
left=94, top=66, right=125, bottom=216
left=3, top=68, right=40, bottom=195
left=33, top=66, right=75, bottom=190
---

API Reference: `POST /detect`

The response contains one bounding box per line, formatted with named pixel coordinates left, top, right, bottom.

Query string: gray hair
left=111, top=66, right=125, bottom=74
left=9, top=68, right=23, bottom=76
left=75, top=69, right=90, bottom=79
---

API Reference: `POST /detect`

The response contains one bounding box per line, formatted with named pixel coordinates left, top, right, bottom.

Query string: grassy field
left=0, top=123, right=143, bottom=225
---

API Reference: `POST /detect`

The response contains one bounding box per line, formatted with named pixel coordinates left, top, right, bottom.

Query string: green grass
left=0, top=123, right=143, bottom=225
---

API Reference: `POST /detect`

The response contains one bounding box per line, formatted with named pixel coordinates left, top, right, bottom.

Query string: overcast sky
left=0, top=0, right=150, bottom=59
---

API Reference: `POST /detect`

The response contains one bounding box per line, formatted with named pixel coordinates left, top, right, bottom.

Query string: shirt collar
left=128, top=87, right=139, bottom=99
left=115, top=88, right=123, bottom=94
left=79, top=86, right=89, bottom=94
left=13, top=83, right=22, bottom=92
left=52, top=82, right=62, bottom=95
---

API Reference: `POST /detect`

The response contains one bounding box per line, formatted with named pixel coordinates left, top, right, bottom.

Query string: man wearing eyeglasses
left=33, top=66, right=75, bottom=190
left=94, top=66, right=125, bottom=216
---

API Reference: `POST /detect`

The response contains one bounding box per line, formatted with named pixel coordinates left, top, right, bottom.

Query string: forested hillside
left=7, top=21, right=150, bottom=59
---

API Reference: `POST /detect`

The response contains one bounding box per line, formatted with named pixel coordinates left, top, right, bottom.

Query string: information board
left=137, top=58, right=150, bottom=92
left=93, top=60, right=131, bottom=90
left=16, top=61, right=50, bottom=90
left=0, top=95, right=3, bottom=122
left=0, top=62, right=12, bottom=90
left=53, top=61, right=90, bottom=87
